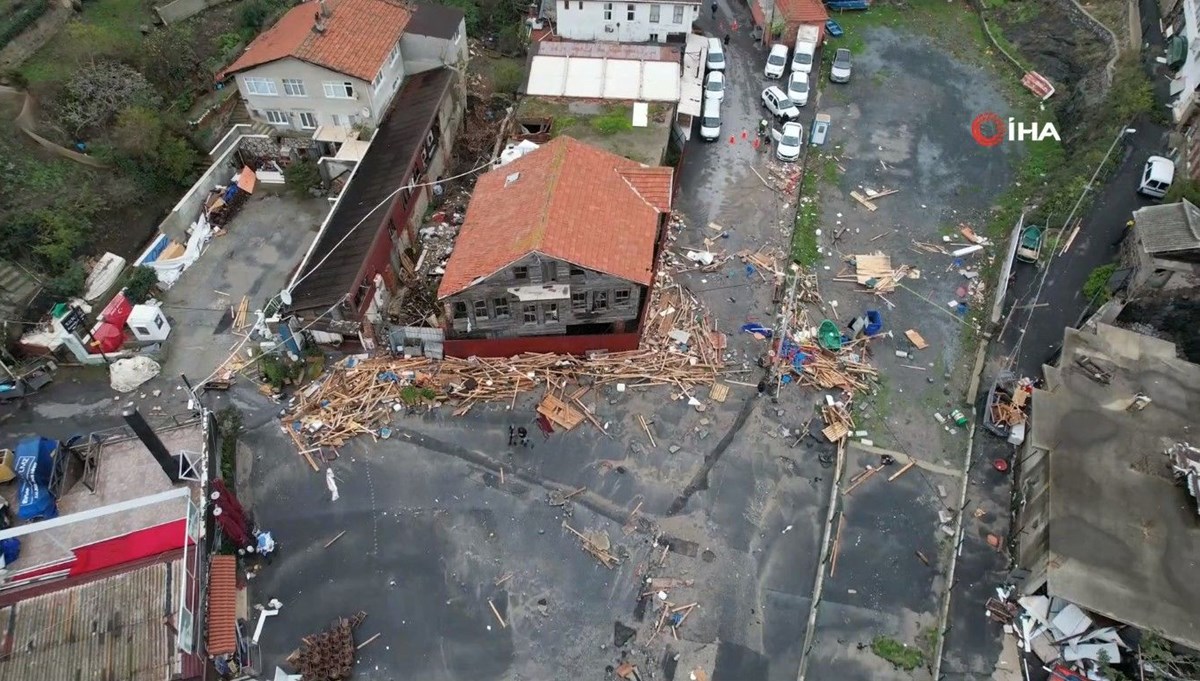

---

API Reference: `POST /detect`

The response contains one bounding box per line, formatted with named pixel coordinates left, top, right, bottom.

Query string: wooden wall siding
left=443, top=253, right=644, bottom=338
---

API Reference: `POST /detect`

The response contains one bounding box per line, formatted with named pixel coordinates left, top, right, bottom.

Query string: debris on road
left=286, top=611, right=367, bottom=681
left=992, top=590, right=1132, bottom=679
left=562, top=521, right=620, bottom=568
left=904, top=329, right=929, bottom=350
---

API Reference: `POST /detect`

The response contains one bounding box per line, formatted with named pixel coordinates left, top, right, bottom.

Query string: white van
left=1138, top=156, right=1175, bottom=198
left=791, top=25, right=819, bottom=74
left=706, top=37, right=726, bottom=72
left=699, top=97, right=721, bottom=141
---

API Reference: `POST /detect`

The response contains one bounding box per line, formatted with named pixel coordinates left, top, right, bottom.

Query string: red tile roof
left=220, top=0, right=410, bottom=81
left=206, top=556, right=238, bottom=655
left=437, top=137, right=673, bottom=299
left=776, top=0, right=828, bottom=23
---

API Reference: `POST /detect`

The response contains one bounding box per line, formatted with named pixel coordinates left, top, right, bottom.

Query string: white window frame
left=649, top=4, right=660, bottom=22
left=281, top=78, right=306, bottom=96
left=388, top=39, right=402, bottom=66
left=263, top=110, right=288, bottom=125
left=298, top=111, right=318, bottom=129
left=323, top=81, right=355, bottom=99
left=243, top=77, right=277, bottom=96
left=673, top=4, right=685, bottom=22
left=603, top=2, right=612, bottom=19
left=372, top=69, right=384, bottom=92
left=626, top=3, right=635, bottom=20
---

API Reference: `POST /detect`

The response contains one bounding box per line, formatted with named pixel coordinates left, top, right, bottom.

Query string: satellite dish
left=279, top=289, right=293, bottom=306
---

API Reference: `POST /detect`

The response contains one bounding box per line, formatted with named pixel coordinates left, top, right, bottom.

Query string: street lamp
left=1060, top=126, right=1137, bottom=231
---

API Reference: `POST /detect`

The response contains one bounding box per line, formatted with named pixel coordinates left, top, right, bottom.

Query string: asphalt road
left=938, top=118, right=1170, bottom=680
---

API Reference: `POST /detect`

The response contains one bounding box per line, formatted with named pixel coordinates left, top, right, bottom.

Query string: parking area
left=158, top=191, right=327, bottom=382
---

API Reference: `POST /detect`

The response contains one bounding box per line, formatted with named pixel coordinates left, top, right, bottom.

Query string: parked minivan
left=1138, top=155, right=1175, bottom=198
left=706, top=37, right=726, bottom=72
left=700, top=97, right=722, bottom=141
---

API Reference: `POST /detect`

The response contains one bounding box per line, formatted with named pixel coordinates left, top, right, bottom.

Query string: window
left=627, top=3, right=635, bottom=20
left=513, top=266, right=529, bottom=280
left=282, top=78, right=306, bottom=96
left=243, top=77, right=277, bottom=96
left=263, top=110, right=288, bottom=125
left=453, top=301, right=468, bottom=319
left=594, top=291, right=609, bottom=310
left=673, top=4, right=685, bottom=21
left=577, top=1, right=582, bottom=7
left=388, top=40, right=402, bottom=66
left=544, top=303, right=559, bottom=323
left=570, top=265, right=586, bottom=278
left=541, top=261, right=557, bottom=282
left=298, top=111, right=318, bottom=129
left=649, top=33, right=660, bottom=42
left=615, top=289, right=631, bottom=307
left=562, top=0, right=568, bottom=7
left=603, top=2, right=612, bottom=19
left=493, top=297, right=510, bottom=318
left=649, top=4, right=660, bottom=21
left=154, top=314, right=164, bottom=329
left=473, top=300, right=488, bottom=320
left=134, top=326, right=150, bottom=335
left=522, top=304, right=538, bottom=324
left=571, top=292, right=588, bottom=311
left=372, top=70, right=384, bottom=91
left=323, top=81, right=355, bottom=98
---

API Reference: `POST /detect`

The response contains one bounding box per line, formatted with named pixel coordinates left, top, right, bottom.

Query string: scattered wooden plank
left=830, top=513, right=845, bottom=577
left=638, top=414, right=657, bottom=448
left=905, top=329, right=930, bottom=350
left=843, top=466, right=880, bottom=495
left=487, top=599, right=507, bottom=628
left=356, top=633, right=381, bottom=649
left=323, top=530, right=347, bottom=549
left=850, top=190, right=879, bottom=212
left=709, top=382, right=729, bottom=403
left=888, top=460, right=916, bottom=481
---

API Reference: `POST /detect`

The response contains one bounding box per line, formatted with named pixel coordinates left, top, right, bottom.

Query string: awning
left=1169, top=35, right=1188, bottom=70
left=506, top=284, right=570, bottom=301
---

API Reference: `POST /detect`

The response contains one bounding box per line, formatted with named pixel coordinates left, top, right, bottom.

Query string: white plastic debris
left=325, top=468, right=340, bottom=502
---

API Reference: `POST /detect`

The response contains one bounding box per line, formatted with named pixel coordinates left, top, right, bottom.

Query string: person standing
left=710, top=1, right=717, bottom=18
left=723, top=32, right=730, bottom=46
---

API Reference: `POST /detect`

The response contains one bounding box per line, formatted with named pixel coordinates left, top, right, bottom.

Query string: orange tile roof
left=220, top=0, right=410, bottom=82
left=776, top=0, right=828, bottom=23
left=206, top=555, right=239, bottom=656
left=437, top=137, right=673, bottom=299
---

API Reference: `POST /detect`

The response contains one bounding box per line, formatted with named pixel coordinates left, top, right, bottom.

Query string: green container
left=950, top=408, right=968, bottom=426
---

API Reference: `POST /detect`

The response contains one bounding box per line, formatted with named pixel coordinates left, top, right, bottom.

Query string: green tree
left=492, top=60, right=524, bottom=95
left=139, top=25, right=201, bottom=93
left=284, top=159, right=321, bottom=196
left=122, top=265, right=159, bottom=304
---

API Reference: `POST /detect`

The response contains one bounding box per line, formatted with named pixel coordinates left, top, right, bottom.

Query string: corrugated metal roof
left=525, top=56, right=681, bottom=101
left=206, top=555, right=238, bottom=655
left=0, top=559, right=181, bottom=681
left=1133, top=199, right=1200, bottom=255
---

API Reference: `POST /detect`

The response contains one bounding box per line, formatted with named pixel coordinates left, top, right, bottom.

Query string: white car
left=761, top=86, right=800, bottom=121
left=699, top=96, right=722, bottom=141
left=786, top=71, right=809, bottom=107
left=775, top=121, right=804, bottom=162
left=764, top=44, right=788, bottom=79
left=706, top=37, right=726, bottom=72
left=830, top=48, right=852, bottom=83
left=1138, top=155, right=1174, bottom=198
left=704, top=71, right=725, bottom=102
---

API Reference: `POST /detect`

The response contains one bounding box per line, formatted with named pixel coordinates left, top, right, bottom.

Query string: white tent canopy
left=526, top=56, right=682, bottom=101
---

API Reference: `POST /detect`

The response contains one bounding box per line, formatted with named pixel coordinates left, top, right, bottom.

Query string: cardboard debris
left=905, top=329, right=929, bottom=350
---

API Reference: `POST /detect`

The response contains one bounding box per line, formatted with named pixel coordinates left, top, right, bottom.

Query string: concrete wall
left=401, top=20, right=468, bottom=74
left=234, top=54, right=406, bottom=130
left=444, top=330, right=641, bottom=357
left=555, top=0, right=698, bottom=42
left=156, top=137, right=252, bottom=243
left=155, top=0, right=229, bottom=24
left=442, top=252, right=645, bottom=339
left=1172, top=0, right=1200, bottom=122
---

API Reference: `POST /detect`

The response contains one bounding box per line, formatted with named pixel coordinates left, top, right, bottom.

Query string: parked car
left=700, top=96, right=722, bottom=141
left=1138, top=155, right=1175, bottom=198
left=706, top=37, right=726, bottom=72
left=704, top=71, right=725, bottom=102
left=1016, top=225, right=1043, bottom=263
left=761, top=86, right=800, bottom=121
left=792, top=25, right=819, bottom=74
left=776, top=121, right=804, bottom=162
left=786, top=71, right=810, bottom=107
left=764, top=44, right=788, bottom=79
left=830, top=48, right=852, bottom=83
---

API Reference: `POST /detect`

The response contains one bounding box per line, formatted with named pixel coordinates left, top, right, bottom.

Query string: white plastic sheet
left=145, top=215, right=213, bottom=289
left=109, top=356, right=161, bottom=392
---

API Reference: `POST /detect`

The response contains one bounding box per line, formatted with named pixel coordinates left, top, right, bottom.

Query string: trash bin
left=864, top=310, right=883, bottom=336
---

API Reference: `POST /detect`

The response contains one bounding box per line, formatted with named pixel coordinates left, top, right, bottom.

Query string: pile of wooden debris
left=286, top=612, right=367, bottom=681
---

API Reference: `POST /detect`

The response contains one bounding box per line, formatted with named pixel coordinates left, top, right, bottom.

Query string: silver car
left=830, top=48, right=852, bottom=83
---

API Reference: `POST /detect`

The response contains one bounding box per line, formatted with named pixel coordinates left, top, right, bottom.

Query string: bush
left=122, top=265, right=159, bottom=303
left=591, top=110, right=632, bottom=135
left=0, top=0, right=49, bottom=51
left=1083, top=263, right=1117, bottom=304
left=47, top=263, right=87, bottom=297
left=437, top=0, right=482, bottom=34
left=871, top=637, right=925, bottom=671
left=492, top=60, right=525, bottom=95
left=284, top=159, right=321, bottom=196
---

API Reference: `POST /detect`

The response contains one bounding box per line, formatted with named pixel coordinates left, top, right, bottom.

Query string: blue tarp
left=14, top=437, right=56, bottom=487
left=17, top=480, right=56, bottom=521
left=0, top=538, right=20, bottom=565
left=140, top=234, right=170, bottom=265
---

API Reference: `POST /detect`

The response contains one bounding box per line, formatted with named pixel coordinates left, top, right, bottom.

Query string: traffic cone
left=729, top=135, right=735, bottom=144
left=742, top=130, right=748, bottom=139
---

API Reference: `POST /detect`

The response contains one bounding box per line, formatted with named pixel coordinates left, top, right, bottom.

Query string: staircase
left=227, top=101, right=274, bottom=137
left=0, top=260, right=42, bottom=322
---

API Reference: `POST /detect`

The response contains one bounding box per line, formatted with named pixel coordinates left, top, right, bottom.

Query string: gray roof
left=0, top=559, right=184, bottom=681
left=406, top=2, right=464, bottom=39
left=1031, top=323, right=1200, bottom=651
left=1133, top=199, right=1200, bottom=255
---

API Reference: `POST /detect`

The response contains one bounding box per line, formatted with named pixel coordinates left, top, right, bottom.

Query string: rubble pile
left=997, top=592, right=1129, bottom=679
left=287, top=612, right=367, bottom=681
left=1167, top=442, right=1200, bottom=513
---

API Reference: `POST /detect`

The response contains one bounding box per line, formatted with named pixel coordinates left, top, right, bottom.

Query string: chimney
left=123, top=408, right=182, bottom=483
left=318, top=0, right=331, bottom=18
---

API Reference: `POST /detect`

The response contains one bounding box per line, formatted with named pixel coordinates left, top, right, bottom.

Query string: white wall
left=1173, top=0, right=1200, bottom=122
left=235, top=51, right=406, bottom=130
left=401, top=19, right=469, bottom=74
left=555, top=0, right=698, bottom=42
